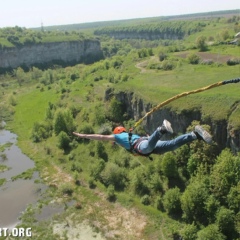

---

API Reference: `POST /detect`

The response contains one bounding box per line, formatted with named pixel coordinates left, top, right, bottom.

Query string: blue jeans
left=137, top=129, right=195, bottom=155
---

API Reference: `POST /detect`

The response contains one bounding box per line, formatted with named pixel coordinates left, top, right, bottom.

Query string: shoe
left=159, top=119, right=173, bottom=134
left=194, top=125, right=212, bottom=144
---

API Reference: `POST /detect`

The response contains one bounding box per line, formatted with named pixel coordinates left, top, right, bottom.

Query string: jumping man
left=73, top=120, right=212, bottom=157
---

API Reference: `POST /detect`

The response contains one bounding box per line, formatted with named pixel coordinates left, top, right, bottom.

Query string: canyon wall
left=0, top=40, right=103, bottom=69
left=105, top=89, right=239, bottom=153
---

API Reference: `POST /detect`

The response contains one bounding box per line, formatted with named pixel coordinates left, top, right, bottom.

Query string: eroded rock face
left=0, top=40, right=103, bottom=68
left=105, top=89, right=239, bottom=153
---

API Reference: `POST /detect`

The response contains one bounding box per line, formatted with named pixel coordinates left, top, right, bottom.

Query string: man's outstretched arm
left=73, top=132, right=115, bottom=141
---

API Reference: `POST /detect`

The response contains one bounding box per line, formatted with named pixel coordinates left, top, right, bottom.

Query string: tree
left=54, top=109, right=76, bottom=135
left=220, top=29, right=230, bottom=41
left=100, top=162, right=126, bottom=189
left=181, top=175, right=209, bottom=224
left=180, top=223, right=198, bottom=240
left=57, top=131, right=71, bottom=150
left=196, top=36, right=207, bottom=51
left=105, top=97, right=125, bottom=122
left=210, top=149, right=240, bottom=203
left=216, top=207, right=235, bottom=238
left=163, top=187, right=182, bottom=215
left=187, top=53, right=200, bottom=64
left=161, top=152, right=178, bottom=178
left=227, top=183, right=240, bottom=212
left=197, top=224, right=226, bottom=240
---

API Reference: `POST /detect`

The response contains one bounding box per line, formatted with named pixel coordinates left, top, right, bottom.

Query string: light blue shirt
left=113, top=132, right=140, bottom=150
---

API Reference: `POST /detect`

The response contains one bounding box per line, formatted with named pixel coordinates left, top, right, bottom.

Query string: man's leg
left=138, top=125, right=212, bottom=155
left=152, top=132, right=196, bottom=154
left=137, top=120, right=173, bottom=154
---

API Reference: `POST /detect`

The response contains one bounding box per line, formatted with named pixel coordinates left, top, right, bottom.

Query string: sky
left=1, top=0, right=239, bottom=28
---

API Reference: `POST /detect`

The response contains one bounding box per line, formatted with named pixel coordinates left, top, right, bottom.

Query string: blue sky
left=1, top=0, right=239, bottom=28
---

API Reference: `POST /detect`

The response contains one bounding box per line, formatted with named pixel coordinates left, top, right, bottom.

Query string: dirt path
left=135, top=56, right=158, bottom=73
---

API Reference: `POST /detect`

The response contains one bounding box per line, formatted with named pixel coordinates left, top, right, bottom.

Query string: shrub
left=90, top=159, right=105, bottom=180
left=31, top=121, right=52, bottom=142
left=71, top=162, right=82, bottom=173
left=141, top=194, right=151, bottom=205
left=105, top=97, right=125, bottom=122
left=187, top=53, right=200, bottom=64
left=226, top=58, right=240, bottom=66
left=107, top=184, right=116, bottom=201
left=154, top=196, right=163, bottom=210
left=100, top=162, right=126, bottom=189
left=54, top=109, right=76, bottom=135
left=196, top=36, right=207, bottom=51
left=130, top=166, right=150, bottom=196
left=59, top=183, right=74, bottom=196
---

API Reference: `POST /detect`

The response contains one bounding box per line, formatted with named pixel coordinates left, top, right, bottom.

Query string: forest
left=0, top=11, right=240, bottom=240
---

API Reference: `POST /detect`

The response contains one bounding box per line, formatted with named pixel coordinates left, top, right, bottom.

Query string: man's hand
left=73, top=132, right=85, bottom=138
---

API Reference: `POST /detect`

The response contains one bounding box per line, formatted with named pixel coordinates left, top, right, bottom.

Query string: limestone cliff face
left=0, top=40, right=103, bottom=69
left=105, top=89, right=239, bottom=153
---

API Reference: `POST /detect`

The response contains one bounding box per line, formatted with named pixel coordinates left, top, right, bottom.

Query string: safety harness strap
left=128, top=133, right=153, bottom=160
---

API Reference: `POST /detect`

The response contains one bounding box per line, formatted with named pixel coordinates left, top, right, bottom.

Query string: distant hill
left=33, top=9, right=240, bottom=32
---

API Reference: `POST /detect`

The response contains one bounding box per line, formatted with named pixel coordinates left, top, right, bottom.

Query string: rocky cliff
left=0, top=40, right=103, bottom=69
left=105, top=89, right=240, bottom=153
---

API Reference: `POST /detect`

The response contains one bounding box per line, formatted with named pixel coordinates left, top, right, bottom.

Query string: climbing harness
left=131, top=77, right=240, bottom=132
left=128, top=133, right=153, bottom=159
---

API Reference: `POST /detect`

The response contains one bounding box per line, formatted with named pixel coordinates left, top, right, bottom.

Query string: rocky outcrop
left=0, top=40, right=103, bottom=69
left=105, top=89, right=239, bottom=153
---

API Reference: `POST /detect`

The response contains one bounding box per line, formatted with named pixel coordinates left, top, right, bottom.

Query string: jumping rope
left=130, top=77, right=240, bottom=132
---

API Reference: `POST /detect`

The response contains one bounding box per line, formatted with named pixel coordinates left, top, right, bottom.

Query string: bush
left=187, top=53, right=200, bottom=64
left=31, top=121, right=52, bottom=142
left=105, top=97, right=125, bottom=122
left=107, top=184, right=116, bottom=201
left=154, top=196, right=163, bottom=210
left=59, top=183, right=74, bottom=196
left=90, top=159, right=105, bottom=180
left=141, top=194, right=151, bottom=205
left=226, top=58, right=240, bottom=66
left=71, top=162, right=82, bottom=173
left=100, top=162, right=126, bottom=189
left=196, top=36, right=207, bottom=51
left=54, top=109, right=76, bottom=135
left=130, top=166, right=150, bottom=196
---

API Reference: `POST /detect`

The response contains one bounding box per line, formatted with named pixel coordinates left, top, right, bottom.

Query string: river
left=0, top=129, right=42, bottom=228
left=0, top=128, right=105, bottom=239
